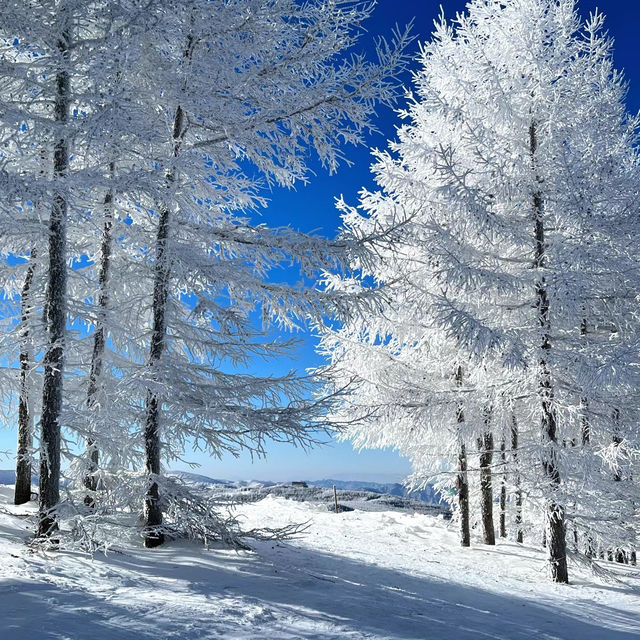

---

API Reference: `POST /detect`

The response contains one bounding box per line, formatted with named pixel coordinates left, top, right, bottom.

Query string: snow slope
left=1, top=485, right=639, bottom=639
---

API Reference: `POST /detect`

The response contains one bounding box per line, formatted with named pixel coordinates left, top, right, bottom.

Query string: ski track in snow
left=1, top=487, right=639, bottom=639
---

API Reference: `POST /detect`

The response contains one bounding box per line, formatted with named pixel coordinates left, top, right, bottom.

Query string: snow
left=2, top=486, right=639, bottom=639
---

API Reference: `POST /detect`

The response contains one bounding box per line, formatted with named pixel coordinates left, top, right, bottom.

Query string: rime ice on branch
left=0, top=0, right=410, bottom=545
left=317, top=0, right=640, bottom=583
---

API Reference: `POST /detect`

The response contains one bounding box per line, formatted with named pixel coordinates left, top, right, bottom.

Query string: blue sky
left=2, top=0, right=639, bottom=483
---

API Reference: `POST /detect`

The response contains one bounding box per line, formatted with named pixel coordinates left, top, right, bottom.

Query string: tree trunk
left=578, top=355, right=595, bottom=556
left=457, top=442, right=470, bottom=547
left=477, top=408, right=495, bottom=546
left=612, top=408, right=623, bottom=482
left=580, top=403, right=594, bottom=556
left=143, top=202, right=171, bottom=548
left=511, top=413, right=523, bottom=543
left=580, top=319, right=590, bottom=445
left=611, top=409, right=625, bottom=563
left=15, top=248, right=38, bottom=505
left=37, top=10, right=71, bottom=540
left=143, top=32, right=194, bottom=548
left=455, top=366, right=470, bottom=547
left=143, top=99, right=188, bottom=547
left=580, top=323, right=591, bottom=447
left=531, top=120, right=568, bottom=583
left=83, top=162, right=115, bottom=507
left=499, top=436, right=507, bottom=538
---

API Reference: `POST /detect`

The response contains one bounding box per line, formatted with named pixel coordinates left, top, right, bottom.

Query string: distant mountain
left=305, top=479, right=441, bottom=505
left=168, top=472, right=278, bottom=489
left=0, top=469, right=441, bottom=506
left=168, top=471, right=233, bottom=486
left=234, top=479, right=277, bottom=488
left=171, top=473, right=441, bottom=505
left=0, top=470, right=38, bottom=486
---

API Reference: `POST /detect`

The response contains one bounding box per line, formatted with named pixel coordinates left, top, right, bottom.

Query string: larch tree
left=112, top=0, right=410, bottom=548
left=1, top=1, right=410, bottom=545
left=0, top=0, right=178, bottom=540
left=318, top=0, right=640, bottom=583
left=0, top=1, right=76, bottom=534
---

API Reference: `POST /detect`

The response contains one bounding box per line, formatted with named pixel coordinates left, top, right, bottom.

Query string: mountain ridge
left=0, top=469, right=441, bottom=504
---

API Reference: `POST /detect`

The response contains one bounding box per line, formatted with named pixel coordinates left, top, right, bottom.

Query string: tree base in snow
left=328, top=503, right=354, bottom=513
left=144, top=531, right=165, bottom=548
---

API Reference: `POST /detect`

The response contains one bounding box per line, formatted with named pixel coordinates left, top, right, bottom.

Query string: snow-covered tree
left=0, top=0, right=410, bottom=545
left=96, top=0, right=409, bottom=548
left=0, top=0, right=173, bottom=538
left=318, top=0, right=640, bottom=583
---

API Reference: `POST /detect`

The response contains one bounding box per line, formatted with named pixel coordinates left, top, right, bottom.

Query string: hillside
left=0, top=470, right=438, bottom=497
left=0, top=470, right=444, bottom=516
left=2, top=485, right=640, bottom=639
left=166, top=472, right=442, bottom=506
left=305, top=479, right=440, bottom=504
left=212, top=481, right=447, bottom=516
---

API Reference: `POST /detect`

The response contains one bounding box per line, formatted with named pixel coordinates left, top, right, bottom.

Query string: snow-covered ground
left=2, top=485, right=640, bottom=639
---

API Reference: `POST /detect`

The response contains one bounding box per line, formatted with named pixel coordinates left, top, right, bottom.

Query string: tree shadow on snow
left=6, top=537, right=639, bottom=640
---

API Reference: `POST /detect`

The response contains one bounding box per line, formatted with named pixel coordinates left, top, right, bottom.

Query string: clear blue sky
left=1, top=0, right=639, bottom=483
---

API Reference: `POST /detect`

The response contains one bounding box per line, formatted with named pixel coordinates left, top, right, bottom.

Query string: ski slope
left=1, top=486, right=639, bottom=639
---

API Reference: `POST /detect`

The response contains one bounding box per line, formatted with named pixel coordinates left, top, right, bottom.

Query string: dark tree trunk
left=143, top=98, right=189, bottom=547
left=611, top=410, right=625, bottom=563
left=37, top=12, right=71, bottom=540
left=612, top=408, right=623, bottom=482
left=477, top=408, right=495, bottom=546
left=580, top=322, right=591, bottom=447
left=83, top=162, right=115, bottom=507
left=455, top=366, right=470, bottom=547
left=15, top=248, right=38, bottom=505
left=143, top=203, right=171, bottom=548
left=580, top=400, right=590, bottom=446
left=511, top=413, right=523, bottom=543
left=457, top=442, right=470, bottom=548
left=499, top=436, right=507, bottom=538
left=530, top=121, right=568, bottom=583
left=580, top=409, right=594, bottom=557
left=578, top=351, right=595, bottom=556
left=143, top=34, right=194, bottom=548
